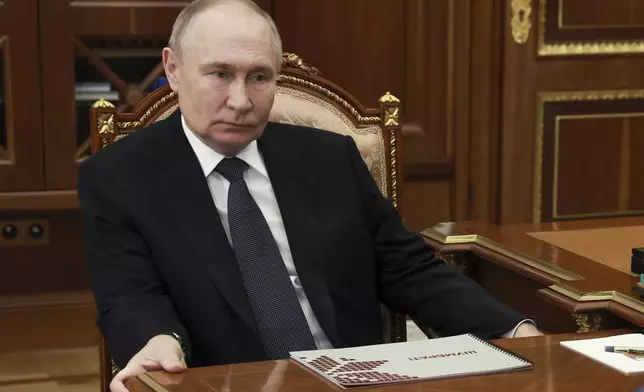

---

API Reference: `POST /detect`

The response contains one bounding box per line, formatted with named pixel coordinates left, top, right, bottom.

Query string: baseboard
left=0, top=290, right=99, bottom=353
left=0, top=346, right=98, bottom=385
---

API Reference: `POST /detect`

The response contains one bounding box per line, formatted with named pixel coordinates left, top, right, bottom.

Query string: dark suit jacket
left=78, top=111, right=524, bottom=368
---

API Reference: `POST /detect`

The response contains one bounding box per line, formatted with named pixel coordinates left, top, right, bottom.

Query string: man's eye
left=213, top=71, right=228, bottom=79
left=252, top=74, right=267, bottom=82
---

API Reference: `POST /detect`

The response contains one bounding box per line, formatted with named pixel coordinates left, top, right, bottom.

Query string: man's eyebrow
left=200, top=62, right=233, bottom=72
left=250, top=65, right=275, bottom=75
left=200, top=62, right=275, bottom=75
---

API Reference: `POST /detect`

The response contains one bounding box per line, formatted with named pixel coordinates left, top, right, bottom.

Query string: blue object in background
left=149, top=77, right=168, bottom=92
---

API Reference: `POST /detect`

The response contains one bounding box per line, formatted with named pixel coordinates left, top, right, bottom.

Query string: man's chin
left=209, top=136, right=255, bottom=156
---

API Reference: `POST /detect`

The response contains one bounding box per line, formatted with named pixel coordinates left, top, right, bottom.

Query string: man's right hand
left=110, top=334, right=186, bottom=392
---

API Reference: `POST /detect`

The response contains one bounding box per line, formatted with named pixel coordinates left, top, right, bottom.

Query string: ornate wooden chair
left=90, top=53, right=404, bottom=391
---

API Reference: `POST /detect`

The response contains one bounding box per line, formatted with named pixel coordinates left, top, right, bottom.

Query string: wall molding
left=538, top=0, right=644, bottom=56
left=534, top=89, right=644, bottom=222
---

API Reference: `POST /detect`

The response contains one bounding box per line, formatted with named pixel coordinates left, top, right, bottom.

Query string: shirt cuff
left=501, top=319, right=536, bottom=338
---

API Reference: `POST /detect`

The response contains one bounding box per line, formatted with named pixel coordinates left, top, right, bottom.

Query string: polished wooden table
left=421, top=217, right=644, bottom=334
left=128, top=330, right=644, bottom=391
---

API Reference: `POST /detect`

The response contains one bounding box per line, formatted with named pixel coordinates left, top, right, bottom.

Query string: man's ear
left=162, top=47, right=180, bottom=91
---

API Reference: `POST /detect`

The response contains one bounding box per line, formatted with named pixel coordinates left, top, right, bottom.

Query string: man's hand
left=512, top=322, right=544, bottom=338
left=110, top=334, right=186, bottom=392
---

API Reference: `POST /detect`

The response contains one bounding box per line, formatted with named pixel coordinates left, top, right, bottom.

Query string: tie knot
left=216, top=157, right=249, bottom=182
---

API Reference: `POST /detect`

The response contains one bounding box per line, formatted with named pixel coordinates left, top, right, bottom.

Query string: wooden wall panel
left=0, top=0, right=43, bottom=192
left=0, top=212, right=87, bottom=294
left=498, top=10, right=536, bottom=224
left=0, top=291, right=97, bottom=352
left=274, top=0, right=405, bottom=108
left=556, top=118, right=621, bottom=217
left=402, top=181, right=451, bottom=232
left=560, top=0, right=644, bottom=27
left=69, top=6, right=182, bottom=35
left=496, top=0, right=644, bottom=223
left=460, top=0, right=503, bottom=222
left=629, top=118, right=644, bottom=210
left=537, top=96, right=644, bottom=222
left=403, top=0, right=449, bottom=163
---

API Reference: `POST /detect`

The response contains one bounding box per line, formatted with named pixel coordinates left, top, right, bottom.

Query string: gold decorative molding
left=538, top=0, right=644, bottom=56
left=389, top=130, right=398, bottom=210
left=115, top=121, right=139, bottom=130
left=379, top=91, right=400, bottom=104
left=441, top=253, right=457, bottom=268
left=420, top=228, right=583, bottom=281
left=116, top=91, right=178, bottom=129
left=538, top=90, right=644, bottom=102
left=435, top=234, right=480, bottom=244
left=551, top=283, right=644, bottom=315
left=97, top=113, right=115, bottom=148
left=115, top=122, right=136, bottom=130
left=97, top=114, right=114, bottom=135
left=279, top=75, right=381, bottom=125
left=376, top=91, right=401, bottom=211
left=113, top=134, right=129, bottom=142
left=92, top=98, right=115, bottom=109
left=533, top=89, right=644, bottom=223
left=383, top=108, right=400, bottom=127
left=440, top=253, right=468, bottom=275
left=281, top=53, right=321, bottom=75
left=572, top=312, right=603, bottom=333
left=511, top=0, right=532, bottom=44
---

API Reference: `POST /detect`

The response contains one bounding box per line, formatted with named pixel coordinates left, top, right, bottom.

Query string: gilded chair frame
left=90, top=53, right=404, bottom=391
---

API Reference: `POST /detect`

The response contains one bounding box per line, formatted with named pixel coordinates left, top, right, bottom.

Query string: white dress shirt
left=181, top=116, right=533, bottom=343
left=182, top=116, right=334, bottom=349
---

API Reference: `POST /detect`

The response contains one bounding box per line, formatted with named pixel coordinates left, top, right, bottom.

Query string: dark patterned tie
left=216, top=157, right=317, bottom=359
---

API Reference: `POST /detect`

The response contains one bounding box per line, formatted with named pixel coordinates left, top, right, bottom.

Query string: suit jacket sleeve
left=78, top=158, right=190, bottom=368
left=344, top=136, right=525, bottom=339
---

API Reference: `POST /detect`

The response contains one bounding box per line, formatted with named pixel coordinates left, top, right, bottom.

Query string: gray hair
left=168, top=0, right=283, bottom=69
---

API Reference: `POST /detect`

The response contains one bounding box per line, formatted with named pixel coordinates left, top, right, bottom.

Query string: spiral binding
left=467, top=333, right=534, bottom=366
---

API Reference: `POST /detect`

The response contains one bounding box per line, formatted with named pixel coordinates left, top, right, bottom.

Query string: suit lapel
left=258, top=124, right=342, bottom=347
left=152, top=112, right=259, bottom=337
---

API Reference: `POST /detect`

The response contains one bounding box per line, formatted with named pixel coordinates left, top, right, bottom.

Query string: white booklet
left=290, top=334, right=533, bottom=388
left=561, top=333, right=644, bottom=375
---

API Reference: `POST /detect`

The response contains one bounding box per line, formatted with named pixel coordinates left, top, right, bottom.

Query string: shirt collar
left=181, top=115, right=268, bottom=178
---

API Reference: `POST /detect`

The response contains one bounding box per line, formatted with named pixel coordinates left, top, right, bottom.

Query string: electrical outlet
left=0, top=220, right=50, bottom=246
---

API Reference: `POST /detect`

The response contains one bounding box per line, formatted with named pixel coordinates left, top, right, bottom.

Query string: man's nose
left=226, top=80, right=252, bottom=113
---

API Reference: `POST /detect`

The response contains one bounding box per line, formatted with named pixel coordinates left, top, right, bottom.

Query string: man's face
left=163, top=6, right=278, bottom=155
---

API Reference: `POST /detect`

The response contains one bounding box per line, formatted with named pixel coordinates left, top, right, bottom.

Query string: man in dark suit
left=78, top=0, right=541, bottom=391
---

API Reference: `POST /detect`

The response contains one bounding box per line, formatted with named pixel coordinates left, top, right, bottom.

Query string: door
left=0, top=0, right=43, bottom=192
left=496, top=0, right=644, bottom=223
